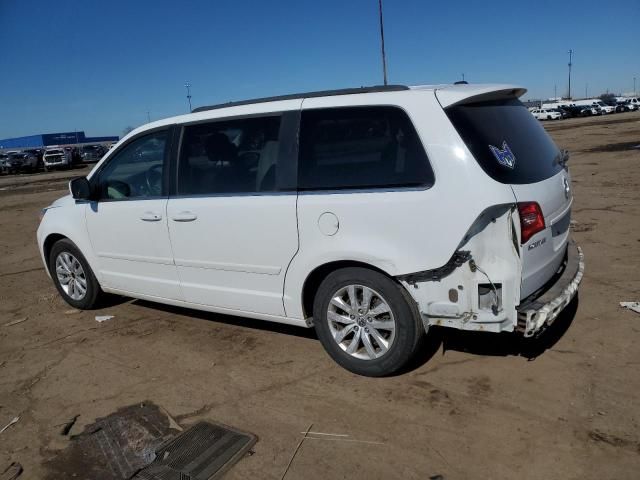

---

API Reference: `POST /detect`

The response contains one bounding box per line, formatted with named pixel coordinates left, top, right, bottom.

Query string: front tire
left=313, top=267, right=425, bottom=377
left=49, top=239, right=103, bottom=309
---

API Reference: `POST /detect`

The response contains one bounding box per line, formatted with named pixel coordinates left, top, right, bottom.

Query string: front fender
left=37, top=201, right=100, bottom=282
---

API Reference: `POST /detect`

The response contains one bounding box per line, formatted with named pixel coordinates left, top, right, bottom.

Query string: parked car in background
left=43, top=148, right=71, bottom=171
left=38, top=83, right=584, bottom=376
left=80, top=145, right=107, bottom=163
left=599, top=104, right=615, bottom=114
left=614, top=102, right=635, bottom=112
left=574, top=99, right=613, bottom=114
left=626, top=97, right=639, bottom=109
left=23, top=149, right=44, bottom=169
left=6, top=151, right=38, bottom=173
left=0, top=153, right=9, bottom=175
left=530, top=108, right=562, bottom=120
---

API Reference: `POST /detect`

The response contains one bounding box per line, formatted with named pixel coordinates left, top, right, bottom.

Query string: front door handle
left=172, top=211, right=198, bottom=222
left=140, top=211, right=162, bottom=222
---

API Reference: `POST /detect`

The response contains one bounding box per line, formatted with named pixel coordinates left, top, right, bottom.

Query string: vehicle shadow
left=130, top=299, right=318, bottom=340
left=437, top=294, right=580, bottom=361
left=127, top=295, right=578, bottom=374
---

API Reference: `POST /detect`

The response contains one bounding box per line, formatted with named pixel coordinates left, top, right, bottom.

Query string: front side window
left=178, top=115, right=281, bottom=195
left=298, top=106, right=433, bottom=191
left=95, top=131, right=167, bottom=200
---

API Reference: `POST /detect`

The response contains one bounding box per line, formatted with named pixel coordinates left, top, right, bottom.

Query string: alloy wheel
left=327, top=284, right=396, bottom=360
left=55, top=252, right=87, bottom=300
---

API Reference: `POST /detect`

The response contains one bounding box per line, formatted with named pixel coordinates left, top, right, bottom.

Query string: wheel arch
left=301, top=260, right=395, bottom=319
left=43, top=233, right=69, bottom=272
left=43, top=233, right=99, bottom=283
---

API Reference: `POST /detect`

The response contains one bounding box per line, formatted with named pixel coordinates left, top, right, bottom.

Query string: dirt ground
left=0, top=112, right=639, bottom=479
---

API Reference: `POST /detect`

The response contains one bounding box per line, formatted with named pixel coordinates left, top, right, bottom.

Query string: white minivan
left=37, top=84, right=584, bottom=376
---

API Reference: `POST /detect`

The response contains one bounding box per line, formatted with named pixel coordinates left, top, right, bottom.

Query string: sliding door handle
left=140, top=211, right=162, bottom=222
left=172, top=211, right=198, bottom=222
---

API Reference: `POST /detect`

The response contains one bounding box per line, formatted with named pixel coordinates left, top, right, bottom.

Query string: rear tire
left=313, top=267, right=425, bottom=377
left=49, top=239, right=103, bottom=309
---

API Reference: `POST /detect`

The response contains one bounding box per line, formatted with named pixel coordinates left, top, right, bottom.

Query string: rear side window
left=446, top=98, right=563, bottom=184
left=298, top=106, right=433, bottom=191
left=178, top=115, right=281, bottom=195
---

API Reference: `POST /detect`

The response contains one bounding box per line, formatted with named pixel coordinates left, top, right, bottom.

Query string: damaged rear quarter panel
left=400, top=205, right=522, bottom=333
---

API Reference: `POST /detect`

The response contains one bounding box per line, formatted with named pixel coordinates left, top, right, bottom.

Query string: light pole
left=146, top=111, right=151, bottom=123
left=184, top=82, right=192, bottom=112
left=554, top=84, right=557, bottom=99
left=567, top=49, right=573, bottom=99
left=585, top=83, right=588, bottom=98
left=378, top=0, right=388, bottom=86
left=634, top=77, right=637, bottom=95
left=462, top=73, right=465, bottom=82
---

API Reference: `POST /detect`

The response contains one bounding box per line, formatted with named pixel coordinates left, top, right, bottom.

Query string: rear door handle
left=140, top=211, right=162, bottom=222
left=172, top=211, right=198, bottom=222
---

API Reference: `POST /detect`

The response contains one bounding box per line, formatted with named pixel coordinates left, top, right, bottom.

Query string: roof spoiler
left=435, top=85, right=527, bottom=108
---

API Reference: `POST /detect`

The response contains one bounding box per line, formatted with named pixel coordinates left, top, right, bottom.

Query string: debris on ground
left=44, top=402, right=179, bottom=480
left=95, top=315, right=114, bottom=323
left=133, top=421, right=256, bottom=480
left=281, top=423, right=313, bottom=480
left=619, top=301, right=640, bottom=314
left=0, top=416, right=19, bottom=434
left=0, top=462, right=23, bottom=480
left=43, top=402, right=256, bottom=480
left=2, top=318, right=27, bottom=327
left=59, top=415, right=80, bottom=436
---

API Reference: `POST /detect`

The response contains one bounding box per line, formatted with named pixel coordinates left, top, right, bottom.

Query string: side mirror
left=69, top=177, right=92, bottom=200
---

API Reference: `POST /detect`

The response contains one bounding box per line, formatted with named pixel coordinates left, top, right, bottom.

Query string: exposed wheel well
left=301, top=260, right=392, bottom=319
left=43, top=234, right=68, bottom=270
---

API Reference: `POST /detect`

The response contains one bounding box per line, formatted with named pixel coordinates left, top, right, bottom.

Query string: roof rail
left=191, top=85, right=409, bottom=113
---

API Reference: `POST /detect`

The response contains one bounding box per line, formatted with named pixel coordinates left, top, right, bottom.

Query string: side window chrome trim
left=298, top=185, right=431, bottom=196
left=168, top=191, right=297, bottom=200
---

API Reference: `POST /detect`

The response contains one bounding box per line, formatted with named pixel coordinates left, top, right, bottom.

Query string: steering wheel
left=144, top=164, right=163, bottom=196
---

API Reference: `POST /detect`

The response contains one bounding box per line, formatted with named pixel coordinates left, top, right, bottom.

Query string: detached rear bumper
left=516, top=241, right=584, bottom=337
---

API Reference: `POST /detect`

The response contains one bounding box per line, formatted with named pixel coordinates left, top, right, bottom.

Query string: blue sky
left=0, top=0, right=638, bottom=138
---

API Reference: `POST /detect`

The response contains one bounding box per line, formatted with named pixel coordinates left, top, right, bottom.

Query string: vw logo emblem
left=563, top=177, right=570, bottom=199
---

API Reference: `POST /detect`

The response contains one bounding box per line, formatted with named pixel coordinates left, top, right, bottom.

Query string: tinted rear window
left=446, top=98, right=563, bottom=184
left=298, top=106, right=434, bottom=191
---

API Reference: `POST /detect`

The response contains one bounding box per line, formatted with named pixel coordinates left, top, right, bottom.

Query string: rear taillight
left=517, top=202, right=545, bottom=244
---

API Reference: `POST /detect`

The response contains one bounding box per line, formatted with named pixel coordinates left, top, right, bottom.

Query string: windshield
left=445, top=98, right=563, bottom=184
left=46, top=149, right=64, bottom=155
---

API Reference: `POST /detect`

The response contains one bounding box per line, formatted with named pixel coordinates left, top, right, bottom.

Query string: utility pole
left=378, top=0, right=388, bottom=85
left=567, top=49, right=573, bottom=99
left=184, top=82, right=192, bottom=112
